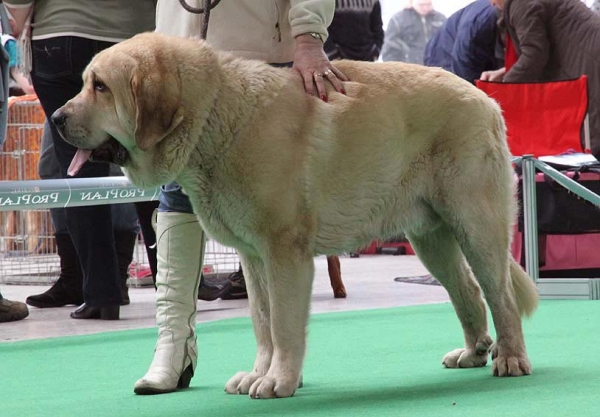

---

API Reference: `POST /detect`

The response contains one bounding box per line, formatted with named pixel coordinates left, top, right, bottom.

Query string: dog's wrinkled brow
left=82, top=67, right=94, bottom=85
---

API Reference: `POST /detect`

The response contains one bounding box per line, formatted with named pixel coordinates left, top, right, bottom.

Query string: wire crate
left=203, top=240, right=240, bottom=274
left=0, top=96, right=56, bottom=284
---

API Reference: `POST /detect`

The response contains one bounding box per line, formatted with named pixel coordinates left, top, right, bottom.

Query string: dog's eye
left=94, top=80, right=108, bottom=92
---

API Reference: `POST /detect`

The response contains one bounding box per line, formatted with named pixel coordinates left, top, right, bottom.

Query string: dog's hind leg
left=452, top=209, right=536, bottom=377
left=406, top=223, right=493, bottom=369
left=225, top=253, right=274, bottom=395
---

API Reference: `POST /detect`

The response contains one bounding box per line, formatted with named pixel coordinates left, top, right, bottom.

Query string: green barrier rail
left=534, top=159, right=600, bottom=206
left=0, top=177, right=160, bottom=212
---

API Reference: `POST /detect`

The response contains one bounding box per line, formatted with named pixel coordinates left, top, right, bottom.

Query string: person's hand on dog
left=293, top=34, right=349, bottom=101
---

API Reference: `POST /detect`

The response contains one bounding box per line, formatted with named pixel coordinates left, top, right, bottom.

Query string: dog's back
left=296, top=61, right=511, bottom=255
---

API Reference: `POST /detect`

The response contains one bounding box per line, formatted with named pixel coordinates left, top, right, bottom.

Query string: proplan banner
left=0, top=177, right=159, bottom=211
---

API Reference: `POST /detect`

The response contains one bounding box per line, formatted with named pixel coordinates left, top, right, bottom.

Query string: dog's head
left=53, top=33, right=215, bottom=187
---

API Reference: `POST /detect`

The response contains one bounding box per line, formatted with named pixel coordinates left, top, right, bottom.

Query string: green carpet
left=3, top=301, right=600, bottom=417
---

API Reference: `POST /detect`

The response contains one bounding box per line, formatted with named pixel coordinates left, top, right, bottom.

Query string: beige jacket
left=156, top=0, right=334, bottom=63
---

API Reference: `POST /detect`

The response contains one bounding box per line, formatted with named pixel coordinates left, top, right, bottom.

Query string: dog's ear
left=131, top=70, right=184, bottom=151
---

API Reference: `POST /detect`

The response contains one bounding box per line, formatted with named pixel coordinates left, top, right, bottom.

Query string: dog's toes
left=249, top=377, right=276, bottom=399
left=442, top=348, right=488, bottom=369
left=492, top=356, right=531, bottom=377
left=225, top=371, right=255, bottom=394
left=238, top=372, right=263, bottom=394
left=249, top=376, right=297, bottom=399
left=442, top=348, right=465, bottom=368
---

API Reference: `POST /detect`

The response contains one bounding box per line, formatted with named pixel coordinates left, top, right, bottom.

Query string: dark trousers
left=31, top=36, right=122, bottom=307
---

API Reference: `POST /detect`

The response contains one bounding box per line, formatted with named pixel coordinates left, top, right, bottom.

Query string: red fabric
left=512, top=232, right=600, bottom=271
left=476, top=76, right=588, bottom=156
left=505, top=34, right=518, bottom=72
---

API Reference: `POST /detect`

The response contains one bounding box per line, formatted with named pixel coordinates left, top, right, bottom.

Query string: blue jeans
left=158, top=182, right=195, bottom=213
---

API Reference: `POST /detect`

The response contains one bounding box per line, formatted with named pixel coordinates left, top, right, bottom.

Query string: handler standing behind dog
left=4, top=0, right=156, bottom=320
left=133, top=0, right=349, bottom=395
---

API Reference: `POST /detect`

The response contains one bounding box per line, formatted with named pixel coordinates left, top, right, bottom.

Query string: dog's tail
left=509, top=258, right=539, bottom=317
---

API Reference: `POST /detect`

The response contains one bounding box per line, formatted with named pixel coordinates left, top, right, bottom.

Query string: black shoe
left=27, top=233, right=84, bottom=308
left=26, top=284, right=84, bottom=308
left=220, top=267, right=248, bottom=300
left=198, top=274, right=233, bottom=301
left=120, top=281, right=131, bottom=306
left=70, top=303, right=120, bottom=320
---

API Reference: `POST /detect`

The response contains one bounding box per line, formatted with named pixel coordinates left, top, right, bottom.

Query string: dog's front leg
left=248, top=251, right=314, bottom=399
left=225, top=254, right=273, bottom=394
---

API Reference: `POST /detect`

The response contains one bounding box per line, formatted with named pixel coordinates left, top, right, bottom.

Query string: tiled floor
left=0, top=255, right=450, bottom=343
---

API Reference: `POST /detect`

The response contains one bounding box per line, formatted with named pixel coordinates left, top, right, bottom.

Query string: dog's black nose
left=51, top=109, right=67, bottom=130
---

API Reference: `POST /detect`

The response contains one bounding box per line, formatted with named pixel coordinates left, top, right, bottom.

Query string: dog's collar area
left=89, top=136, right=130, bottom=166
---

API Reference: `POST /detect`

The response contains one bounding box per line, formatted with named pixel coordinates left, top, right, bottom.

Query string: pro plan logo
left=79, top=187, right=150, bottom=202
left=0, top=187, right=60, bottom=207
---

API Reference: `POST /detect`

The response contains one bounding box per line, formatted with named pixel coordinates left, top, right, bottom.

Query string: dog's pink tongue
left=68, top=149, right=92, bottom=176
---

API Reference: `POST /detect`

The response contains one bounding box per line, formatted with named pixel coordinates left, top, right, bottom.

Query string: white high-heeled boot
left=134, top=212, right=204, bottom=395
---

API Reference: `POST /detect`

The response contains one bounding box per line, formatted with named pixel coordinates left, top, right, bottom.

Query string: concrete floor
left=0, top=255, right=450, bottom=343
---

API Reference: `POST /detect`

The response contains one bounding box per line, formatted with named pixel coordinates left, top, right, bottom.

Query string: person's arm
left=381, top=15, right=409, bottom=62
left=3, top=1, right=33, bottom=38
left=452, top=9, right=498, bottom=84
left=289, top=0, right=349, bottom=100
left=371, top=1, right=385, bottom=58
left=503, top=0, right=549, bottom=83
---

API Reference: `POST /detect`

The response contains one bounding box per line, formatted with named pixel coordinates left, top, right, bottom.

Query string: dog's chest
left=182, top=181, right=260, bottom=256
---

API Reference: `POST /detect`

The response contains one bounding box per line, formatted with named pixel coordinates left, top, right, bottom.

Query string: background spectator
left=5, top=0, right=156, bottom=320
left=482, top=0, right=600, bottom=158
left=381, top=0, right=446, bottom=64
left=424, top=0, right=502, bottom=84
left=324, top=0, right=384, bottom=61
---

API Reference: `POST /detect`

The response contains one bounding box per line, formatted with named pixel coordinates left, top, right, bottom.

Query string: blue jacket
left=423, top=0, right=501, bottom=84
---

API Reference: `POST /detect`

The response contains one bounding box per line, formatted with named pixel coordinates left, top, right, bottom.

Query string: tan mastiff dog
left=53, top=32, right=538, bottom=399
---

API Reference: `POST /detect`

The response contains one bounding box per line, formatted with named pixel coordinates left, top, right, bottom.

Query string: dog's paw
left=442, top=335, right=493, bottom=369
left=489, top=342, right=532, bottom=376
left=224, top=371, right=262, bottom=394
left=249, top=376, right=297, bottom=399
left=492, top=355, right=531, bottom=376
left=442, top=348, right=489, bottom=368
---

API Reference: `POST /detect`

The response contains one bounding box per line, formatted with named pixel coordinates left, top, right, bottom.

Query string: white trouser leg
left=134, top=212, right=204, bottom=394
